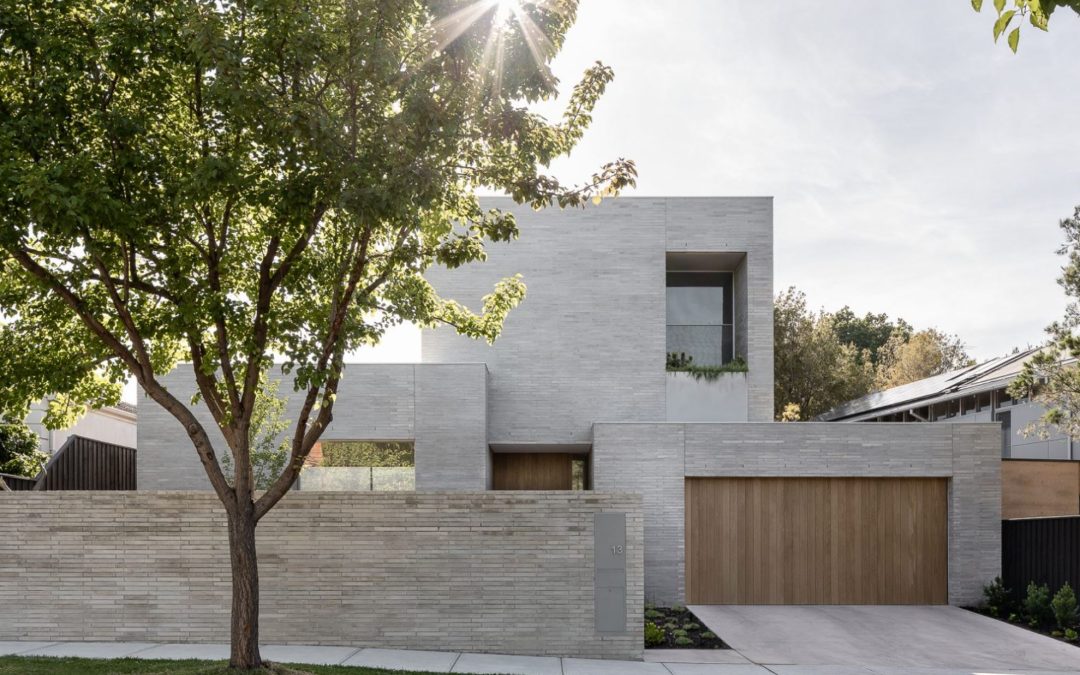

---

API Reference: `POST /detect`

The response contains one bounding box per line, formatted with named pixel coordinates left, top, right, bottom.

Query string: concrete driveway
left=690, top=605, right=1080, bottom=673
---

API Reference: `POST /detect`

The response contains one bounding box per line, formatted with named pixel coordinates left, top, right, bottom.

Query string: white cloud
left=347, top=1, right=1080, bottom=369
left=537, top=0, right=1080, bottom=360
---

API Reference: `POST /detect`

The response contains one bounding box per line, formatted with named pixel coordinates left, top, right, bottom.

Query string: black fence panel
left=0, top=473, right=37, bottom=491
left=34, top=436, right=137, bottom=491
left=1002, top=516, right=1080, bottom=599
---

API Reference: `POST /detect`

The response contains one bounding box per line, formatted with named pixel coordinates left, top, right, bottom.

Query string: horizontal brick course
left=0, top=491, right=643, bottom=659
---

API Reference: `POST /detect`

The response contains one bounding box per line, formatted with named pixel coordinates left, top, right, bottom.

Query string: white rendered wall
left=665, top=372, right=749, bottom=422
left=24, top=402, right=136, bottom=454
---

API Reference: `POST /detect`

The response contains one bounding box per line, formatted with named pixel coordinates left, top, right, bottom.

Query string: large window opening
left=665, top=252, right=743, bottom=369
left=298, top=440, right=415, bottom=491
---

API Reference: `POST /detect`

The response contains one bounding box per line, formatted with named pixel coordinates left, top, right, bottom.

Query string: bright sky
left=130, top=0, right=1080, bottom=401
left=360, top=1, right=1080, bottom=366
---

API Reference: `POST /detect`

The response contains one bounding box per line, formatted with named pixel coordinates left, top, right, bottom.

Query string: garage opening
left=685, top=477, right=948, bottom=605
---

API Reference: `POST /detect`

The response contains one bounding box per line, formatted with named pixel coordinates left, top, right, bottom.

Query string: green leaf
left=1029, top=1, right=1051, bottom=29
left=1008, top=26, right=1021, bottom=51
left=994, top=10, right=1016, bottom=40
left=994, top=0, right=1007, bottom=13
left=972, top=0, right=984, bottom=10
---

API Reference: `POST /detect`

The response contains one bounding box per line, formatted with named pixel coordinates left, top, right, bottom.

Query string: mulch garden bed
left=644, top=605, right=728, bottom=649
left=965, top=606, right=1080, bottom=648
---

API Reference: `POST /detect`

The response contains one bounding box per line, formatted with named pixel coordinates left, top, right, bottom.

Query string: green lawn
left=0, top=656, right=449, bottom=675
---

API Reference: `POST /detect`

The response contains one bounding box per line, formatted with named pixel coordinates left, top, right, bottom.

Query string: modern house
left=821, top=348, right=1080, bottom=520
left=140, top=197, right=1000, bottom=608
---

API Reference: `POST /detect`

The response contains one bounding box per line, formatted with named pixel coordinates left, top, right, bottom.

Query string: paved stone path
left=1, top=639, right=1078, bottom=674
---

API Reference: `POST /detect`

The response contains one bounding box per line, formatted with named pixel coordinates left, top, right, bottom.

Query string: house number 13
left=611, top=545, right=624, bottom=556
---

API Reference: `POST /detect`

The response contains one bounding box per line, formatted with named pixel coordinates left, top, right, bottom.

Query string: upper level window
left=666, top=270, right=734, bottom=366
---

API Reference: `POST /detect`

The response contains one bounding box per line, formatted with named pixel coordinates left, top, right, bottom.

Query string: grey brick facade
left=0, top=491, right=643, bottom=659
left=593, top=421, right=1000, bottom=607
left=138, top=363, right=489, bottom=491
left=423, top=197, right=775, bottom=442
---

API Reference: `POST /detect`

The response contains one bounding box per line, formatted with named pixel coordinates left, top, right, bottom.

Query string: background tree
left=0, top=0, right=634, bottom=669
left=832, top=306, right=912, bottom=367
left=875, top=328, right=974, bottom=390
left=1010, top=206, right=1080, bottom=439
left=220, top=377, right=290, bottom=491
left=774, top=288, right=876, bottom=420
left=971, top=0, right=1080, bottom=52
left=775, top=288, right=973, bottom=419
left=321, top=440, right=414, bottom=467
left=0, top=423, right=46, bottom=478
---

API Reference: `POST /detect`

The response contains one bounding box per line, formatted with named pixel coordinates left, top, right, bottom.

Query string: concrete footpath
left=2, top=639, right=1080, bottom=674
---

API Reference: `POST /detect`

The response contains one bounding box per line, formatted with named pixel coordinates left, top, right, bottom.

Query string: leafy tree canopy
left=774, top=288, right=876, bottom=420
left=775, top=288, right=972, bottom=420
left=971, top=0, right=1080, bottom=52
left=0, top=0, right=634, bottom=502
left=0, top=1, right=633, bottom=666
left=875, top=328, right=974, bottom=390
left=0, top=422, right=46, bottom=478
left=832, top=306, right=912, bottom=367
left=1011, top=206, right=1080, bottom=439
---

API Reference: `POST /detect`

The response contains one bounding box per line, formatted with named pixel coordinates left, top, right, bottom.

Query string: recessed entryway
left=491, top=450, right=590, bottom=490
left=685, top=477, right=948, bottom=604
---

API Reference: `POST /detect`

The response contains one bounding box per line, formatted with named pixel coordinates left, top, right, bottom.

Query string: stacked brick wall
left=0, top=491, right=643, bottom=659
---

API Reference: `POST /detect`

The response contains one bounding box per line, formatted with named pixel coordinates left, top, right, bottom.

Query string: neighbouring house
left=818, top=347, right=1072, bottom=460
left=820, top=348, right=1080, bottom=520
left=24, top=400, right=137, bottom=455
left=138, top=197, right=1000, bottom=609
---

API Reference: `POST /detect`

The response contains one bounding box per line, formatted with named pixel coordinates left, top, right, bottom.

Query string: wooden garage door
left=685, top=477, right=948, bottom=604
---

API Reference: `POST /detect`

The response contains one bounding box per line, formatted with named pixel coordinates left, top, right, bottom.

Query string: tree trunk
left=227, top=505, right=262, bottom=669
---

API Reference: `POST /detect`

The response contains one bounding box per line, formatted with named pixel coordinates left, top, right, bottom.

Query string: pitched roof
left=818, top=347, right=1040, bottom=421
left=108, top=401, right=138, bottom=416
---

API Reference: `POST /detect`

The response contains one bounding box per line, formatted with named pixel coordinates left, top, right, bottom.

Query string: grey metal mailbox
left=593, top=512, right=627, bottom=633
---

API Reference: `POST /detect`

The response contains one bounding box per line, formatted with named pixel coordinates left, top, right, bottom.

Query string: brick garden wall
left=0, top=491, right=643, bottom=659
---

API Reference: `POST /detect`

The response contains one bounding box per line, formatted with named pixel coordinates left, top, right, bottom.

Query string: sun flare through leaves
left=433, top=0, right=557, bottom=97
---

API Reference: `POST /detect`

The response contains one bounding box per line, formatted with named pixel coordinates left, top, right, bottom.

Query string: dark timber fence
left=1002, top=516, right=1080, bottom=599
left=32, top=436, right=137, bottom=490
left=0, top=436, right=136, bottom=493
left=0, top=473, right=37, bottom=491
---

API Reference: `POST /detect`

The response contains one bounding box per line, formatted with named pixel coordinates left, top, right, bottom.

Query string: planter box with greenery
left=665, top=353, right=749, bottom=423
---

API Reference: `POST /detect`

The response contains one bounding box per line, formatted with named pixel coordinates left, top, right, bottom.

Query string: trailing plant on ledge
left=665, top=352, right=748, bottom=381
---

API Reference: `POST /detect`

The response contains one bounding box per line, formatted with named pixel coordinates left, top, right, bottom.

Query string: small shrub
left=672, top=605, right=687, bottom=613
left=663, top=622, right=678, bottom=631
left=981, top=576, right=1011, bottom=618
left=644, top=608, right=663, bottom=621
left=1008, top=612, right=1020, bottom=623
left=682, top=622, right=700, bottom=631
left=674, top=636, right=693, bottom=646
left=1052, top=630, right=1064, bottom=638
left=701, top=631, right=717, bottom=639
left=1024, top=581, right=1054, bottom=628
left=1066, top=628, right=1078, bottom=642
left=672, top=628, right=688, bottom=638
left=644, top=621, right=665, bottom=647
left=1052, top=582, right=1078, bottom=629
